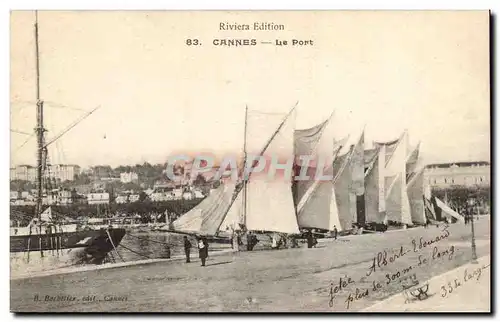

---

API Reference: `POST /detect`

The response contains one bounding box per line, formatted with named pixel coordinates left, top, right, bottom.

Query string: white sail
left=406, top=142, right=421, bottom=180
left=349, top=131, right=365, bottom=223
left=244, top=109, right=300, bottom=234
left=377, top=144, right=387, bottom=212
left=295, top=128, right=347, bottom=231
left=379, top=131, right=413, bottom=225
left=170, top=182, right=237, bottom=235
left=294, top=117, right=333, bottom=211
left=435, top=197, right=465, bottom=223
left=407, top=168, right=427, bottom=224
left=331, top=150, right=354, bottom=231
left=364, top=149, right=385, bottom=224
left=385, top=173, right=413, bottom=225
left=220, top=189, right=243, bottom=231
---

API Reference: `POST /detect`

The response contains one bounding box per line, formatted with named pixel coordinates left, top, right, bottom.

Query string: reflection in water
left=117, top=231, right=231, bottom=262
left=10, top=231, right=232, bottom=278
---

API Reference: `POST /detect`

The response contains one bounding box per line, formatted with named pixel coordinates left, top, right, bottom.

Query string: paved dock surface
left=11, top=218, right=490, bottom=312
left=364, top=254, right=490, bottom=312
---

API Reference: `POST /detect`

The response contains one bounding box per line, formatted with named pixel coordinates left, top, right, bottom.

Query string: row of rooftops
left=11, top=164, right=81, bottom=169
left=425, top=161, right=490, bottom=169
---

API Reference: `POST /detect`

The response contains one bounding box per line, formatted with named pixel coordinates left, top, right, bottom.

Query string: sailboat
left=373, top=130, right=413, bottom=227
left=10, top=12, right=126, bottom=274
left=165, top=104, right=301, bottom=242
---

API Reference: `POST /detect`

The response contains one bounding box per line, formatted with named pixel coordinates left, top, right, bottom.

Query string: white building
left=424, top=161, right=490, bottom=188
left=120, top=172, right=139, bottom=183
left=129, top=194, right=140, bottom=203
left=10, top=164, right=81, bottom=182
left=49, top=164, right=81, bottom=182
left=87, top=192, right=110, bottom=204
left=10, top=191, right=20, bottom=200
left=10, top=165, right=37, bottom=182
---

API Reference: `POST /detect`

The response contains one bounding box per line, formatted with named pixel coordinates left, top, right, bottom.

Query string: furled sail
left=294, top=119, right=330, bottom=158
left=364, top=148, right=386, bottom=224
left=380, top=130, right=413, bottom=225
left=434, top=197, right=465, bottom=223
left=244, top=108, right=300, bottom=234
left=349, top=131, right=365, bottom=224
left=406, top=142, right=421, bottom=181
left=170, top=182, right=238, bottom=236
left=385, top=173, right=413, bottom=225
left=295, top=120, right=349, bottom=231
left=294, top=117, right=332, bottom=211
left=406, top=168, right=427, bottom=225
left=331, top=148, right=355, bottom=231
left=373, top=138, right=399, bottom=166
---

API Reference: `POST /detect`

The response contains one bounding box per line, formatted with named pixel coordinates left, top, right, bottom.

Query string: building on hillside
left=87, top=190, right=110, bottom=204
left=129, top=193, right=140, bottom=203
left=10, top=164, right=81, bottom=182
left=49, top=164, right=81, bottom=182
left=120, top=172, right=139, bottom=183
left=10, top=191, right=20, bottom=200
left=99, top=177, right=121, bottom=182
left=10, top=165, right=37, bottom=182
left=424, top=161, right=490, bottom=188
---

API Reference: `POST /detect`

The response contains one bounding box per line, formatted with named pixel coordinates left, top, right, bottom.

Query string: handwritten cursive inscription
left=366, top=246, right=411, bottom=277
left=328, top=275, right=355, bottom=307
left=440, top=263, right=490, bottom=298
left=412, top=224, right=450, bottom=253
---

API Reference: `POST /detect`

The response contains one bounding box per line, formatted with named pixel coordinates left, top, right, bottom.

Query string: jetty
left=10, top=216, right=489, bottom=312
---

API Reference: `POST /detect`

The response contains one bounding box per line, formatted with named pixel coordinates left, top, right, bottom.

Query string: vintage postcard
left=10, top=10, right=490, bottom=312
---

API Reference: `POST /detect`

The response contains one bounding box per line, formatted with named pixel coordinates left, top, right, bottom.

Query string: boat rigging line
left=125, top=232, right=174, bottom=246
left=10, top=129, right=32, bottom=136
left=43, top=105, right=101, bottom=148
left=117, top=242, right=152, bottom=260
left=106, top=229, right=125, bottom=262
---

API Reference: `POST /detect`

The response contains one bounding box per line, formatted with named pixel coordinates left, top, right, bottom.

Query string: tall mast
left=34, top=11, right=45, bottom=218
left=241, top=105, right=248, bottom=228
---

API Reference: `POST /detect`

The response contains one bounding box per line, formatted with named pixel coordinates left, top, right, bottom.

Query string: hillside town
left=9, top=162, right=216, bottom=206
left=10, top=159, right=490, bottom=212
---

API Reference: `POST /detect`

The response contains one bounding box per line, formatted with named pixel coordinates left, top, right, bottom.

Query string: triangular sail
left=219, top=189, right=243, bottom=232
left=434, top=197, right=465, bottom=223
left=331, top=148, right=354, bottom=231
left=385, top=173, right=413, bottom=225
left=381, top=131, right=413, bottom=225
left=374, top=138, right=399, bottom=166
left=296, top=147, right=342, bottom=230
left=364, top=149, right=385, bottom=224
left=170, top=182, right=237, bottom=235
left=294, top=117, right=332, bottom=211
left=295, top=123, right=347, bottom=231
left=407, top=168, right=427, bottom=225
left=406, top=142, right=421, bottom=182
left=245, top=109, right=300, bottom=234
left=349, top=131, right=365, bottom=224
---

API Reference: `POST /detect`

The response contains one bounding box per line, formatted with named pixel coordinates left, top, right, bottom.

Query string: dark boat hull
left=10, top=228, right=126, bottom=266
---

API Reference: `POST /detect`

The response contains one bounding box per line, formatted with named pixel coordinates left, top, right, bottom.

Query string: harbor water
left=10, top=230, right=232, bottom=279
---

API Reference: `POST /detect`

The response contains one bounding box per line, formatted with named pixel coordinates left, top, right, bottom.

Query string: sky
left=10, top=11, right=490, bottom=168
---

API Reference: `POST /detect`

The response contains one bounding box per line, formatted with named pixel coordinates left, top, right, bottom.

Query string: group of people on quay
left=183, top=235, right=209, bottom=266
left=182, top=224, right=343, bottom=265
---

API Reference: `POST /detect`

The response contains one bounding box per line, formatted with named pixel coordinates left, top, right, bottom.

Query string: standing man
left=183, top=236, right=192, bottom=263
left=198, top=237, right=209, bottom=267
left=246, top=232, right=253, bottom=251
left=306, top=230, right=314, bottom=248
left=333, top=226, right=338, bottom=240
